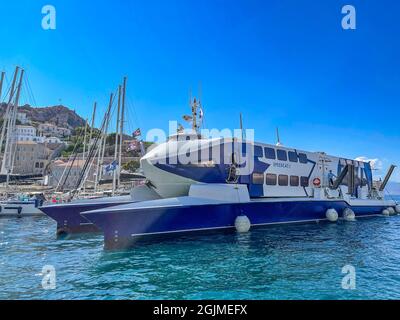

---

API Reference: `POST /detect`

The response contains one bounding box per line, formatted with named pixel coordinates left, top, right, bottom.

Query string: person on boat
left=328, top=170, right=336, bottom=187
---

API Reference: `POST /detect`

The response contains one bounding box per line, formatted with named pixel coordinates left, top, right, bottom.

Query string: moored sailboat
left=0, top=67, right=45, bottom=216
left=40, top=76, right=153, bottom=234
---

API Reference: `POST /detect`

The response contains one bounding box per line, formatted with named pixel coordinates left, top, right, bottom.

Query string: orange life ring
left=313, top=178, right=321, bottom=187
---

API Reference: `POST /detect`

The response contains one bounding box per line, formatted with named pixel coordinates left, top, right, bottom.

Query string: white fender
left=387, top=207, right=396, bottom=215
left=343, top=208, right=356, bottom=222
left=395, top=205, right=400, bottom=214
left=382, top=209, right=390, bottom=216
left=326, top=209, right=338, bottom=222
left=235, top=215, right=251, bottom=233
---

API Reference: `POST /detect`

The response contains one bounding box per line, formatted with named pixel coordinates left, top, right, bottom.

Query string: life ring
left=313, top=178, right=321, bottom=187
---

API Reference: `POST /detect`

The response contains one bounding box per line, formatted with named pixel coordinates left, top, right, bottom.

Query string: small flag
left=104, top=160, right=118, bottom=173
left=132, top=128, right=142, bottom=138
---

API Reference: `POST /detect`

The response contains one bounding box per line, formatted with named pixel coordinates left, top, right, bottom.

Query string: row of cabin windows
left=252, top=173, right=310, bottom=187
left=255, top=146, right=308, bottom=164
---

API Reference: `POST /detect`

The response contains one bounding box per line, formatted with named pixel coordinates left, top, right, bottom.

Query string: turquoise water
left=1, top=197, right=400, bottom=300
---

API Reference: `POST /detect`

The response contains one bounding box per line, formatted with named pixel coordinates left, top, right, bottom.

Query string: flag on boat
left=132, top=128, right=142, bottom=138
left=104, top=160, right=118, bottom=173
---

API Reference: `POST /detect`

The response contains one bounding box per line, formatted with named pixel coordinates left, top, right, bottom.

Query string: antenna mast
left=276, top=127, right=282, bottom=146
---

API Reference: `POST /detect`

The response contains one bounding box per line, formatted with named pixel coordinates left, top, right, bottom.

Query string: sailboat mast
left=0, top=67, right=19, bottom=159
left=112, top=85, right=122, bottom=196
left=4, top=69, right=24, bottom=189
left=88, top=102, right=97, bottom=150
left=83, top=102, right=97, bottom=194
left=0, top=71, right=5, bottom=100
left=82, top=118, right=88, bottom=163
left=192, top=98, right=198, bottom=133
left=97, top=93, right=113, bottom=189
left=118, top=77, right=127, bottom=187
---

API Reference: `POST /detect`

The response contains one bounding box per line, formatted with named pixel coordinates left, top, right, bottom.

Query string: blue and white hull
left=82, top=184, right=398, bottom=250
left=40, top=185, right=161, bottom=236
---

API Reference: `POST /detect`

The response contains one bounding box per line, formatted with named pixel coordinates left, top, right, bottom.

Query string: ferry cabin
left=141, top=135, right=373, bottom=201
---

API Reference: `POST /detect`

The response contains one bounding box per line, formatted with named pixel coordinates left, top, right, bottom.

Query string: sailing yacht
left=40, top=76, right=154, bottom=234
left=0, top=67, right=45, bottom=216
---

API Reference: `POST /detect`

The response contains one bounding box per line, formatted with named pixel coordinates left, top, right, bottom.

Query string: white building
left=45, top=137, right=63, bottom=144
left=15, top=125, right=44, bottom=142
left=38, top=123, right=71, bottom=138
left=16, top=125, right=36, bottom=137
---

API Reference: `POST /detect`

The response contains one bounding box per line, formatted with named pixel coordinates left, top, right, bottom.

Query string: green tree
left=122, top=160, right=140, bottom=172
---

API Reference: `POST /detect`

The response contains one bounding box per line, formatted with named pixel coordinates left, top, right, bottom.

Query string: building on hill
left=45, top=137, right=63, bottom=144
left=13, top=141, right=51, bottom=175
left=16, top=125, right=45, bottom=143
left=38, top=123, right=71, bottom=138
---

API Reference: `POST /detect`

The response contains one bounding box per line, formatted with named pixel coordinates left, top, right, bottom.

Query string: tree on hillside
left=122, top=160, right=140, bottom=172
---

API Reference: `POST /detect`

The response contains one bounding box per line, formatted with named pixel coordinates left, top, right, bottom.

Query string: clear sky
left=0, top=0, right=399, bottom=181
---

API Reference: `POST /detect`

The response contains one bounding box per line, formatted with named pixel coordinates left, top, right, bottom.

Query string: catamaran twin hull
left=39, top=186, right=161, bottom=236
left=82, top=188, right=396, bottom=250
left=39, top=196, right=136, bottom=236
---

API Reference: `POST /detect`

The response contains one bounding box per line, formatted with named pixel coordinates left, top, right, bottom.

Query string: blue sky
left=0, top=0, right=399, bottom=181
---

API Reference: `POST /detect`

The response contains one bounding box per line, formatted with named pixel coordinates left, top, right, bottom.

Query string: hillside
left=0, top=103, right=86, bottom=129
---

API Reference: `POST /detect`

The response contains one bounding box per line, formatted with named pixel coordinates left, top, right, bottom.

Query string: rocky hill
left=0, top=103, right=86, bottom=129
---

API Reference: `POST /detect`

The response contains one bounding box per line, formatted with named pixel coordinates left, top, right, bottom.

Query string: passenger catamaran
left=82, top=97, right=399, bottom=250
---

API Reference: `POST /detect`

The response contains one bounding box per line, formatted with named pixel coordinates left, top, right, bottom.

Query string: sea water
left=1, top=196, right=400, bottom=300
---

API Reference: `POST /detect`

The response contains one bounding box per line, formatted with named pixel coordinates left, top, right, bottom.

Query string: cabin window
left=277, top=150, right=287, bottom=161
left=298, top=153, right=308, bottom=164
left=252, top=173, right=264, bottom=185
left=278, top=175, right=289, bottom=186
left=288, top=151, right=298, bottom=163
left=300, top=176, right=309, bottom=187
left=265, top=147, right=276, bottom=160
left=254, top=146, right=263, bottom=158
left=290, top=175, right=300, bottom=186
left=266, top=174, right=277, bottom=186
